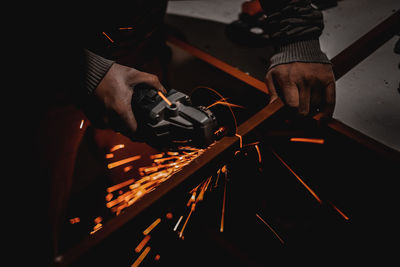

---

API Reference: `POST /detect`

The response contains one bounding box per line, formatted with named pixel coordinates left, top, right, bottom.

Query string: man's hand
left=265, top=62, right=336, bottom=118
left=94, top=63, right=165, bottom=138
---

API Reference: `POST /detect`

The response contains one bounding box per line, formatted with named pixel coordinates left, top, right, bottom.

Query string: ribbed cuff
left=84, top=49, right=115, bottom=95
left=268, top=39, right=330, bottom=70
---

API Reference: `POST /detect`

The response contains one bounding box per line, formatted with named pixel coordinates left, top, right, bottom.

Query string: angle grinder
left=132, top=83, right=237, bottom=148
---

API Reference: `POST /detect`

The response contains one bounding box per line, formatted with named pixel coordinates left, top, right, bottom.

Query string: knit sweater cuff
left=268, top=39, right=330, bottom=70
left=84, top=49, right=115, bottom=95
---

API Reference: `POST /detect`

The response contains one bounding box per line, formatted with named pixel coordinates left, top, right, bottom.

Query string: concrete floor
left=166, top=0, right=400, bottom=151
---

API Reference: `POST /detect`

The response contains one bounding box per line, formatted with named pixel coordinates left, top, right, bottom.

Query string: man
left=84, top=0, right=335, bottom=139
left=30, top=0, right=335, bottom=264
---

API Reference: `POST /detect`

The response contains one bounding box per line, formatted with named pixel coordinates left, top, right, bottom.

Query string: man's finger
left=265, top=71, right=278, bottom=104
left=142, top=73, right=166, bottom=93
left=298, top=83, right=311, bottom=116
left=321, top=81, right=336, bottom=118
left=281, top=83, right=300, bottom=109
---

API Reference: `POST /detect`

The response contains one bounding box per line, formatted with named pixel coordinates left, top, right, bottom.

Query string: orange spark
left=179, top=204, right=195, bottom=238
left=154, top=254, right=160, bottom=261
left=94, top=216, right=103, bottom=224
left=102, top=31, right=114, bottom=43
left=135, top=235, right=151, bottom=253
left=254, top=144, right=262, bottom=163
left=290, top=137, right=325, bottom=144
left=69, top=217, right=80, bottom=224
left=256, top=213, right=284, bottom=244
left=107, top=155, right=141, bottom=169
left=235, top=134, right=243, bottom=148
left=220, top=175, right=227, bottom=232
left=79, top=119, right=84, bottom=129
left=207, top=100, right=244, bottom=109
left=105, top=153, right=114, bottom=159
left=143, top=218, right=161, bottom=235
left=157, top=91, right=172, bottom=106
left=124, top=166, right=133, bottom=172
left=106, top=178, right=135, bottom=193
left=271, top=149, right=322, bottom=204
left=105, top=193, right=113, bottom=202
left=329, top=201, right=349, bottom=220
left=194, top=86, right=238, bottom=131
left=118, top=27, right=133, bottom=30
left=150, top=153, right=165, bottom=159
left=132, top=246, right=151, bottom=267
left=90, top=223, right=103, bottom=235
left=110, top=144, right=125, bottom=152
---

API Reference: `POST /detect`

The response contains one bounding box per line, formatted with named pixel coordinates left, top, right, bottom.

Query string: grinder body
left=132, top=84, right=218, bottom=148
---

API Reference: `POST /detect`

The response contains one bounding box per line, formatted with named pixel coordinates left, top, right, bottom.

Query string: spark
left=106, top=147, right=204, bottom=215
left=254, top=144, right=262, bottom=163
left=90, top=223, right=103, bottom=235
left=271, top=149, right=322, bottom=204
left=107, top=155, right=141, bottom=169
left=179, top=204, right=195, bottom=238
left=207, top=100, right=244, bottom=109
left=94, top=216, right=103, bottom=224
left=131, top=246, right=151, bottom=267
left=214, top=168, right=221, bottom=188
left=110, top=144, right=125, bottom=152
left=194, top=86, right=238, bottom=131
left=69, top=217, right=80, bottom=224
left=106, top=178, right=135, bottom=193
left=105, top=193, right=113, bottom=202
left=256, top=213, right=284, bottom=244
left=124, top=166, right=133, bottom=172
left=173, top=216, right=183, bottom=231
left=105, top=153, right=114, bottom=159
left=149, top=153, right=164, bottom=159
left=119, top=27, right=133, bottom=30
left=79, top=119, right=84, bottom=129
left=328, top=201, right=349, bottom=220
left=157, top=91, right=172, bottom=106
left=235, top=133, right=243, bottom=148
left=220, top=171, right=228, bottom=232
left=135, top=235, right=151, bottom=253
left=143, top=218, right=161, bottom=235
left=290, top=137, right=325, bottom=144
left=102, top=31, right=114, bottom=43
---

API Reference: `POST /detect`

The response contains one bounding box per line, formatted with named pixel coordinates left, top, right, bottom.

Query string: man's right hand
left=93, top=63, right=166, bottom=138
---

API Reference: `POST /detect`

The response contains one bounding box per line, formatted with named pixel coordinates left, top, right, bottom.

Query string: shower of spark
left=105, top=146, right=205, bottom=215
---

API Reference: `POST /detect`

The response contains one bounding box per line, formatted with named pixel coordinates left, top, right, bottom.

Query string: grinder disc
left=190, top=86, right=237, bottom=137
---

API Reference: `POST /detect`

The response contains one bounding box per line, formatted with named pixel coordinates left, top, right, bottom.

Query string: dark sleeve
left=84, top=49, right=115, bottom=95
left=259, top=0, right=330, bottom=69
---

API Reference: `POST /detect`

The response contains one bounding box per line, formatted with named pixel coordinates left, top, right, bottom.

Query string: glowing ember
left=131, top=246, right=151, bottom=267
left=256, top=213, right=284, bottom=244
left=105, top=147, right=204, bottom=215
left=135, top=235, right=151, bottom=253
left=69, top=217, right=80, bottom=224
left=110, top=144, right=125, bottom=152
left=102, top=31, right=114, bottom=43
left=107, top=155, right=141, bottom=169
left=143, top=218, right=161, bottom=235
left=290, top=137, right=325, bottom=144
